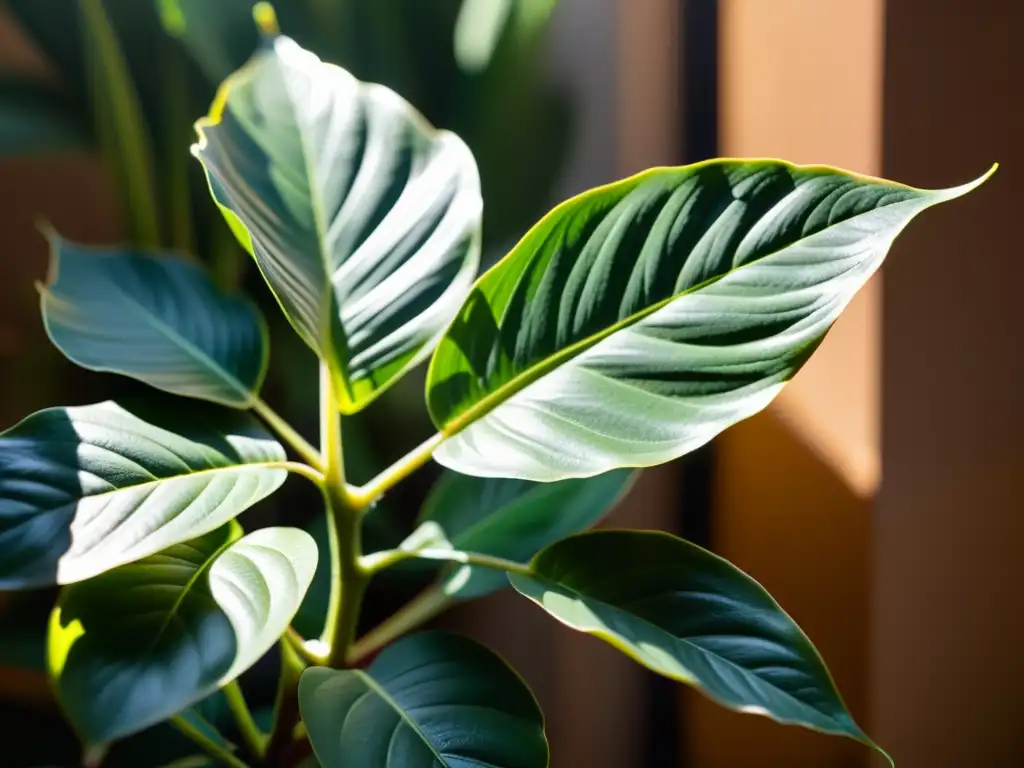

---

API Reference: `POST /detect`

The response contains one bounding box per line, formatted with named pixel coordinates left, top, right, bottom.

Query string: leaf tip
left=253, top=2, right=280, bottom=38
left=83, top=743, right=109, bottom=768
left=939, top=162, right=999, bottom=200
left=34, top=217, right=59, bottom=243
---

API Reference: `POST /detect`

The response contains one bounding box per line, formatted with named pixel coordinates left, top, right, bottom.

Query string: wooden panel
left=720, top=0, right=884, bottom=496
left=873, top=3, right=1024, bottom=766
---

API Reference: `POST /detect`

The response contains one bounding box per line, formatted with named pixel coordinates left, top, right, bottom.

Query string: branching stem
left=251, top=397, right=324, bottom=471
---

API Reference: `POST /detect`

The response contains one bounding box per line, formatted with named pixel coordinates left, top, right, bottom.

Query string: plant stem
left=170, top=715, right=249, bottom=768
left=222, top=680, right=265, bottom=760
left=264, top=640, right=306, bottom=767
left=347, top=584, right=451, bottom=664
left=347, top=432, right=444, bottom=508
left=316, top=363, right=370, bottom=668
left=251, top=397, right=324, bottom=471
left=360, top=547, right=534, bottom=577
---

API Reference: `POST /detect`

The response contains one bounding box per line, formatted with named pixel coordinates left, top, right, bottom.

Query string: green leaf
left=81, top=0, right=163, bottom=249
left=299, top=632, right=548, bottom=767
left=0, top=399, right=287, bottom=589
left=427, top=161, right=994, bottom=481
left=193, top=33, right=482, bottom=414
left=418, top=469, right=635, bottom=598
left=509, top=531, right=890, bottom=762
left=49, top=524, right=317, bottom=747
left=40, top=234, right=269, bottom=407
left=454, top=0, right=559, bottom=73
left=0, top=76, right=90, bottom=154
left=157, top=0, right=261, bottom=84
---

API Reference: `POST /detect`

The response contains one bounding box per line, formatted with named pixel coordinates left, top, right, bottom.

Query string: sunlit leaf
left=0, top=399, right=287, bottom=588
left=193, top=31, right=482, bottom=413
left=50, top=524, right=316, bottom=746
left=427, top=161, right=993, bottom=480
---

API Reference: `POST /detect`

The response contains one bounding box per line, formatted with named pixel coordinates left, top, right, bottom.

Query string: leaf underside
left=194, top=34, right=482, bottom=413
left=427, top=160, right=989, bottom=481
left=0, top=399, right=286, bottom=588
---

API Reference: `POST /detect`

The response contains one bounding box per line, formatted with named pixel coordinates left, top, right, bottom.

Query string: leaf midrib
left=42, top=272, right=257, bottom=406
left=145, top=533, right=239, bottom=655
left=44, top=461, right=286, bottom=513
left=526, top=573, right=846, bottom=727
left=268, top=44, right=343, bottom=396
left=355, top=669, right=450, bottom=766
left=439, top=189, right=925, bottom=436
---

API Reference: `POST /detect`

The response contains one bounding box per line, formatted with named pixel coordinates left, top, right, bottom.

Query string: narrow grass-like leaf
left=0, top=399, right=287, bottom=588
left=193, top=32, right=482, bottom=413
left=40, top=235, right=268, bottom=407
left=299, top=632, right=548, bottom=767
left=81, top=0, right=162, bottom=248
left=427, top=161, right=993, bottom=480
left=49, top=524, right=317, bottom=747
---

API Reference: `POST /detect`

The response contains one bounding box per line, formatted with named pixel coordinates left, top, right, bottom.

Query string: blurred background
left=0, top=0, right=1020, bottom=766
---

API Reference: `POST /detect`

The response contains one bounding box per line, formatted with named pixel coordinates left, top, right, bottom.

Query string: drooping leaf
left=299, top=632, right=548, bottom=767
left=426, top=161, right=994, bottom=480
left=0, top=76, right=91, bottom=154
left=509, top=531, right=890, bottom=762
left=40, top=235, right=268, bottom=407
left=0, top=399, right=287, bottom=588
left=49, top=524, right=317, bottom=747
left=81, top=0, right=162, bottom=248
left=418, top=469, right=634, bottom=598
left=193, top=32, right=482, bottom=413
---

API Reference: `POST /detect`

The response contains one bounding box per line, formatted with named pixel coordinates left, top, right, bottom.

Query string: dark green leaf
left=40, top=234, right=268, bottom=407
left=193, top=33, right=482, bottom=413
left=509, top=531, right=890, bottom=762
left=299, top=632, right=548, bottom=767
left=156, top=0, right=260, bottom=84
left=426, top=161, right=993, bottom=480
left=49, top=524, right=317, bottom=746
left=0, top=77, right=90, bottom=154
left=418, top=469, right=634, bottom=598
left=0, top=399, right=287, bottom=588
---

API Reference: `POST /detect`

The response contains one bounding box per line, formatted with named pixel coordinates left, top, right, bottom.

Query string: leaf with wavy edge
left=510, top=530, right=892, bottom=764
left=40, top=234, right=268, bottom=407
left=0, top=399, right=287, bottom=588
left=193, top=31, right=482, bottom=413
left=49, top=524, right=317, bottom=746
left=299, top=632, right=548, bottom=767
left=426, top=160, right=994, bottom=481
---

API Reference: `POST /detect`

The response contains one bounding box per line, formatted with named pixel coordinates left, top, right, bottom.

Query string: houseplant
left=0, top=4, right=994, bottom=766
